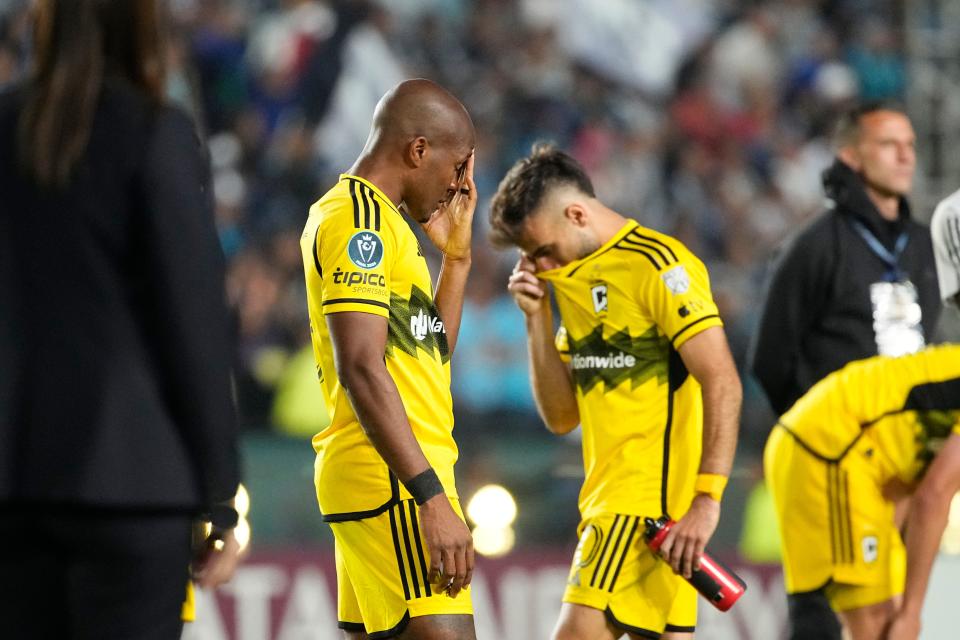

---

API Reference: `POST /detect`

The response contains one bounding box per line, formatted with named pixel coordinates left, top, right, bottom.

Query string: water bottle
left=643, top=516, right=747, bottom=612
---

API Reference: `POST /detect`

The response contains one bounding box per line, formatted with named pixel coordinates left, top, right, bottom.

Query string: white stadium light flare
left=466, top=484, right=517, bottom=529
left=472, top=524, right=515, bottom=557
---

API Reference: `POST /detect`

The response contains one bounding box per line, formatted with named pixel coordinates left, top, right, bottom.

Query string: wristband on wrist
left=405, top=468, right=444, bottom=505
left=694, top=473, right=728, bottom=502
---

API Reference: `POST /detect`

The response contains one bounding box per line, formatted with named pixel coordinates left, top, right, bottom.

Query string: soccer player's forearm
left=340, top=360, right=434, bottom=484
left=434, top=254, right=472, bottom=354
left=900, top=489, right=950, bottom=617
left=526, top=310, right=579, bottom=433
left=698, top=370, right=741, bottom=477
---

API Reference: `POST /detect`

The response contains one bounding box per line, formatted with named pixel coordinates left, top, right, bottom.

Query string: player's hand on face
left=507, top=254, right=548, bottom=316
left=658, top=494, right=720, bottom=579
left=884, top=609, right=921, bottom=640
left=417, top=494, right=474, bottom=598
left=191, top=526, right=245, bottom=589
left=423, top=152, right=476, bottom=260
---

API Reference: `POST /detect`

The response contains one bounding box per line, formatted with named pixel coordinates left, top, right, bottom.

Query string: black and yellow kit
left=300, top=175, right=470, bottom=635
left=538, top=219, right=723, bottom=635
left=764, top=344, right=960, bottom=611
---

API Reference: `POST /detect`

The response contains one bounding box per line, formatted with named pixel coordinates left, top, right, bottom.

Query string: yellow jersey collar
left=538, top=219, right=639, bottom=280
left=339, top=174, right=403, bottom=218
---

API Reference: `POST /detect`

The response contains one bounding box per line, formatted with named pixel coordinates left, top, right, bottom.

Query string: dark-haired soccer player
left=765, top=344, right=960, bottom=640
left=490, top=145, right=741, bottom=640
left=300, top=79, right=478, bottom=639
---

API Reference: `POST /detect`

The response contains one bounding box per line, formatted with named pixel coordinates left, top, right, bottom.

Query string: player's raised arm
left=426, top=151, right=477, bottom=355
left=507, top=255, right=580, bottom=434
left=660, top=326, right=742, bottom=579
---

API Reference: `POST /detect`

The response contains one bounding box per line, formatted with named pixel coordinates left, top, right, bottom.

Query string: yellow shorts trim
left=765, top=426, right=905, bottom=602
left=332, top=498, right=473, bottom=636
left=562, top=513, right=697, bottom=635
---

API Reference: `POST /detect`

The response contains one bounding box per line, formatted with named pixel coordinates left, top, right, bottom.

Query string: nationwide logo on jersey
left=590, top=283, right=608, bottom=315
left=661, top=265, right=690, bottom=295
left=411, top=309, right=444, bottom=341
left=567, top=325, right=669, bottom=393
left=386, top=285, right=450, bottom=363
left=348, top=231, right=384, bottom=269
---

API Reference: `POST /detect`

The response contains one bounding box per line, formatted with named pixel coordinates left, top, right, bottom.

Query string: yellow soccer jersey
left=300, top=174, right=458, bottom=520
left=538, top=220, right=723, bottom=520
left=780, top=344, right=960, bottom=484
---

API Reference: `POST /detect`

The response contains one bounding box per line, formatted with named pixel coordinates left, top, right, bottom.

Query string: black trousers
left=0, top=508, right=193, bottom=640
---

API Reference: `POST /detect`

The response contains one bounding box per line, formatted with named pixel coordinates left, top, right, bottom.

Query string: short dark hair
left=833, top=101, right=909, bottom=149
left=488, top=143, right=595, bottom=247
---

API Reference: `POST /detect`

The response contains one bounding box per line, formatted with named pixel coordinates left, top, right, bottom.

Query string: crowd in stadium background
left=2, top=0, right=956, bottom=557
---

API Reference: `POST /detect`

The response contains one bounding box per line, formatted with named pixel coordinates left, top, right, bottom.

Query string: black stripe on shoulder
left=322, top=297, right=390, bottom=310
left=312, top=226, right=322, bottom=277
left=628, top=230, right=679, bottom=262
left=670, top=315, right=720, bottom=346
left=902, top=378, right=960, bottom=413
left=364, top=184, right=382, bottom=231
left=348, top=179, right=362, bottom=228
left=619, top=236, right=671, bottom=267
left=360, top=184, right=372, bottom=229
left=613, top=245, right=662, bottom=270
left=604, top=608, right=661, bottom=639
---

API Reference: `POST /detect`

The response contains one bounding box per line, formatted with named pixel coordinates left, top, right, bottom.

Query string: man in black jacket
left=751, top=103, right=941, bottom=640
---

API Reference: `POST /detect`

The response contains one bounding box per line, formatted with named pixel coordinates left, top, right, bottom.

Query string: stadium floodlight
left=472, top=524, right=516, bottom=557
left=235, top=483, right=251, bottom=518
left=466, top=484, right=517, bottom=529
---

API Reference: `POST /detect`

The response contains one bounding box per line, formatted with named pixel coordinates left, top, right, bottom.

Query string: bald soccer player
left=300, top=79, right=478, bottom=639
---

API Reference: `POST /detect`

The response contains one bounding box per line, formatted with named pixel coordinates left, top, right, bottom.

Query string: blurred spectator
left=2, top=0, right=931, bottom=548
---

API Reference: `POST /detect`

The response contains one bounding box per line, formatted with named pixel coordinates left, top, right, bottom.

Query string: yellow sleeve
left=638, top=241, right=723, bottom=349
left=317, top=209, right=394, bottom=317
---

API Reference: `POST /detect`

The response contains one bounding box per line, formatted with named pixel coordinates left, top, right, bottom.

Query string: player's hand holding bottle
left=657, top=494, right=720, bottom=579
left=418, top=493, right=474, bottom=598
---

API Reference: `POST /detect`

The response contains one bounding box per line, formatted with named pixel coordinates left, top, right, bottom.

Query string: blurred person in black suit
left=0, top=2, right=241, bottom=638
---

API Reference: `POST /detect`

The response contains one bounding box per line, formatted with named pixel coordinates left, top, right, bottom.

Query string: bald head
left=370, top=79, right=475, bottom=151
left=351, top=79, right=475, bottom=222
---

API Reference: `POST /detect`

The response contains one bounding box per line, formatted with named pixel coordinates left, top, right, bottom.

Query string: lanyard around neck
left=850, top=219, right=909, bottom=282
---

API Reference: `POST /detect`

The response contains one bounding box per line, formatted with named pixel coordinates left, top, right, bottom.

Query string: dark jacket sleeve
left=139, top=106, right=240, bottom=506
left=750, top=219, right=836, bottom=415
